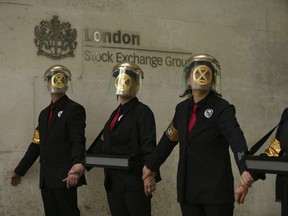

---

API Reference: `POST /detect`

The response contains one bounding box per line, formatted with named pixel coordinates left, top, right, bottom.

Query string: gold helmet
left=44, top=65, right=72, bottom=93
left=112, top=62, right=144, bottom=97
left=182, top=53, right=221, bottom=95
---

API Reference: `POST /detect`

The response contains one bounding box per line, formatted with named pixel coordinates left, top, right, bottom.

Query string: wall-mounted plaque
left=34, top=15, right=77, bottom=60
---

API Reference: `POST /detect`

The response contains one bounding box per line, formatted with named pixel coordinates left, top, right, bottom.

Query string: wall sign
left=34, top=16, right=77, bottom=60
left=83, top=28, right=192, bottom=68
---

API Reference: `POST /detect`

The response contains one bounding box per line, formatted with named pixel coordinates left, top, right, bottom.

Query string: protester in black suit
left=142, top=54, right=253, bottom=216
left=243, top=108, right=288, bottom=216
left=11, top=65, right=86, bottom=216
left=86, top=62, right=160, bottom=216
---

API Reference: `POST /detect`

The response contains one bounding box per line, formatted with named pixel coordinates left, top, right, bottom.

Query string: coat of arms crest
left=34, top=16, right=77, bottom=60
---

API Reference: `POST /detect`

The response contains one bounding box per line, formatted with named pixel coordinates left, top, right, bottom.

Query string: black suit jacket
left=146, top=92, right=249, bottom=204
left=89, top=97, right=160, bottom=190
left=275, top=108, right=288, bottom=202
left=15, top=95, right=86, bottom=188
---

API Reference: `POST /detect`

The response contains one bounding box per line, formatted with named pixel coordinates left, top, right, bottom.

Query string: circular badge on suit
left=204, top=109, right=213, bottom=118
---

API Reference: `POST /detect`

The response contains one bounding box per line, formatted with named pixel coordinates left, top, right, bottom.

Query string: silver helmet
left=111, top=62, right=144, bottom=97
left=182, top=54, right=221, bottom=94
left=44, top=65, right=72, bottom=93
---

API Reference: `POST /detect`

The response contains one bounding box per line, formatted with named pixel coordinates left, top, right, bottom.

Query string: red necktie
left=109, top=107, right=121, bottom=131
left=188, top=104, right=197, bottom=133
left=48, top=104, right=54, bottom=126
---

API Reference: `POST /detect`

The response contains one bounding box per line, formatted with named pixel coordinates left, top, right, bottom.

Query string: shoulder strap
left=86, top=129, right=103, bottom=154
left=249, top=114, right=288, bottom=155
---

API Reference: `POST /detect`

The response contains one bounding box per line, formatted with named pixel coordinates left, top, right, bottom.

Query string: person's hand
left=142, top=165, right=156, bottom=180
left=11, top=172, right=22, bottom=186
left=240, top=171, right=254, bottom=188
left=68, top=163, right=85, bottom=177
left=63, top=173, right=80, bottom=188
left=63, top=163, right=85, bottom=188
left=235, top=184, right=249, bottom=204
left=143, top=176, right=156, bottom=196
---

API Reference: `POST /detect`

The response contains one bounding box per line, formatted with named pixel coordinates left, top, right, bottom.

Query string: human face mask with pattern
left=187, top=64, right=213, bottom=91
left=47, top=72, right=69, bottom=93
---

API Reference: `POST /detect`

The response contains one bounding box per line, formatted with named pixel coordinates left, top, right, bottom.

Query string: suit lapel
left=188, top=109, right=205, bottom=139
left=108, top=107, right=121, bottom=130
left=41, top=106, right=50, bottom=145
left=110, top=97, right=138, bottom=130
left=187, top=93, right=215, bottom=140
left=177, top=99, right=190, bottom=144
left=187, top=105, right=200, bottom=140
left=47, top=95, right=68, bottom=134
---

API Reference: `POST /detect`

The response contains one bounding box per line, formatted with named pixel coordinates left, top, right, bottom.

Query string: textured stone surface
left=1, top=0, right=287, bottom=215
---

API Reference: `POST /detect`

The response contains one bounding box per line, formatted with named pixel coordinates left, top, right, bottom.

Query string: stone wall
left=1, top=0, right=287, bottom=215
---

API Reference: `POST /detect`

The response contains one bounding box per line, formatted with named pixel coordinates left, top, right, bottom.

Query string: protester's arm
left=11, top=129, right=41, bottom=186
left=64, top=105, right=86, bottom=188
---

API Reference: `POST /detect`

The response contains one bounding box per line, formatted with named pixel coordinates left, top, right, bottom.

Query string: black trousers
left=106, top=170, right=151, bottom=216
left=180, top=202, right=234, bottom=216
left=280, top=181, right=288, bottom=216
left=276, top=176, right=288, bottom=216
left=41, top=187, right=80, bottom=216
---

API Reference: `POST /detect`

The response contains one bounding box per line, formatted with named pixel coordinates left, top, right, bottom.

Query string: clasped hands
left=63, top=163, right=85, bottom=188
left=142, top=165, right=156, bottom=196
left=66, top=164, right=157, bottom=194
left=234, top=171, right=254, bottom=204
